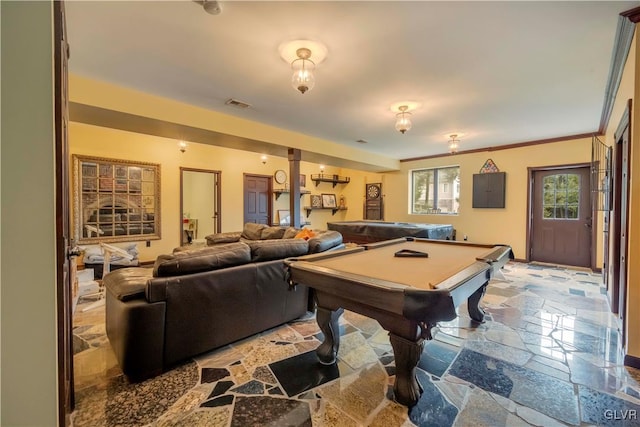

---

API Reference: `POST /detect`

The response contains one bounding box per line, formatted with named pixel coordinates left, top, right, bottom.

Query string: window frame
left=409, top=165, right=460, bottom=215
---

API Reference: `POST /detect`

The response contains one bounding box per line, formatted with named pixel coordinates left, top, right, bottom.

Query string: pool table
left=327, top=220, right=454, bottom=244
left=284, top=237, right=513, bottom=406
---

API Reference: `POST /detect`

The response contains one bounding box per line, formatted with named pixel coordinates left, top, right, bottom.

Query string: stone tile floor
left=71, top=262, right=640, bottom=426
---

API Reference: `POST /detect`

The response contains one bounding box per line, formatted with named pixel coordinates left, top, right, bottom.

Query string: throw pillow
left=294, top=228, right=316, bottom=241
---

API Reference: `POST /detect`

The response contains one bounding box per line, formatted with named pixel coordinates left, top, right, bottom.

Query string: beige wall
left=382, top=138, right=592, bottom=260
left=606, top=31, right=640, bottom=359
left=1, top=1, right=59, bottom=425
left=70, top=122, right=381, bottom=261
left=70, top=75, right=398, bottom=172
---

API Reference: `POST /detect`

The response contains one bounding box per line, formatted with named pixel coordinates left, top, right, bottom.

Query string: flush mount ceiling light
left=279, top=40, right=327, bottom=95
left=201, top=0, right=222, bottom=15
left=390, top=102, right=420, bottom=134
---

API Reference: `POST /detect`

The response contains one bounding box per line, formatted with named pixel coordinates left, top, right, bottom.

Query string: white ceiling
left=66, top=0, right=636, bottom=161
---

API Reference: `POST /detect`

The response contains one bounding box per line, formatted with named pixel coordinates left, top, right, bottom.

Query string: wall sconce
left=448, top=134, right=461, bottom=154
left=261, top=155, right=267, bottom=165
left=178, top=141, right=187, bottom=153
left=319, top=164, right=325, bottom=176
left=279, top=40, right=327, bottom=95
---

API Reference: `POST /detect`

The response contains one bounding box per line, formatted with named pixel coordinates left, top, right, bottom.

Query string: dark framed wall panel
left=472, top=172, right=506, bottom=208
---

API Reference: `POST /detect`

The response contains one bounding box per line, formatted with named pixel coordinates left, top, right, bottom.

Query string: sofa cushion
left=245, top=239, right=309, bottom=262
left=308, top=230, right=343, bottom=253
left=103, top=267, right=153, bottom=301
left=153, top=242, right=251, bottom=277
left=261, top=226, right=286, bottom=240
left=282, top=227, right=299, bottom=239
left=241, top=223, right=268, bottom=240
left=205, top=231, right=242, bottom=245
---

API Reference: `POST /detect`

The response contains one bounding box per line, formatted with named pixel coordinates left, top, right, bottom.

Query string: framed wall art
left=73, top=155, right=161, bottom=243
left=322, top=193, right=337, bottom=208
left=310, top=194, right=323, bottom=208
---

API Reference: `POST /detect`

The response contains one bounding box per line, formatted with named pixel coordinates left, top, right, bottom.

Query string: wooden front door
left=244, top=174, right=271, bottom=225
left=530, top=166, right=591, bottom=267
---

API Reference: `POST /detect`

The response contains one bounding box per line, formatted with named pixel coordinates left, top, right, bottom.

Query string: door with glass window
left=531, top=167, right=591, bottom=267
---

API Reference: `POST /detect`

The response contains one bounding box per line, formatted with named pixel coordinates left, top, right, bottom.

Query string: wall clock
left=274, top=169, right=287, bottom=184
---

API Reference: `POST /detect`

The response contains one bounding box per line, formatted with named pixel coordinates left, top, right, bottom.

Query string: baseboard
left=139, top=260, right=155, bottom=267
left=624, top=353, right=640, bottom=369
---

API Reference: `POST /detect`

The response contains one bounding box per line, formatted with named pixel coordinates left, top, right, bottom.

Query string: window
left=411, top=166, right=460, bottom=214
left=542, top=173, right=580, bottom=219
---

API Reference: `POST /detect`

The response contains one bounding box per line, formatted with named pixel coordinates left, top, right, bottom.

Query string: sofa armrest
left=103, top=267, right=152, bottom=301
left=308, top=230, right=343, bottom=253
left=105, top=285, right=166, bottom=380
left=205, top=231, right=242, bottom=245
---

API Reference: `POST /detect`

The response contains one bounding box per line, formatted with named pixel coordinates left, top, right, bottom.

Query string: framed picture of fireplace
left=73, top=155, right=161, bottom=243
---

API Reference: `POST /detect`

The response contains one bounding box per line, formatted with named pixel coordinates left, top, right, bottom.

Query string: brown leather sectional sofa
left=104, top=224, right=343, bottom=380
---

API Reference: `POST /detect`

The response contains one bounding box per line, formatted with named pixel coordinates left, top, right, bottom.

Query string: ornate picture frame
left=73, top=155, right=161, bottom=244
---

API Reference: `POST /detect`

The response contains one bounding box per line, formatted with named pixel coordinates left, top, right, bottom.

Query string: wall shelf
left=273, top=189, right=310, bottom=200
left=310, top=174, right=350, bottom=188
left=304, top=206, right=348, bottom=216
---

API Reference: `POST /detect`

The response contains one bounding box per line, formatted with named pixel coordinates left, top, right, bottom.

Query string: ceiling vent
left=225, top=98, right=251, bottom=109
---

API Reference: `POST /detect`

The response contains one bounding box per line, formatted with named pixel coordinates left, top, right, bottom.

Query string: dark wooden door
left=610, top=100, right=631, bottom=345
left=54, top=1, right=75, bottom=425
left=531, top=166, right=591, bottom=267
left=244, top=174, right=271, bottom=224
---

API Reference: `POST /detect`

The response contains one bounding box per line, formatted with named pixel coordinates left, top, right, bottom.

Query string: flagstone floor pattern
left=71, top=262, right=640, bottom=426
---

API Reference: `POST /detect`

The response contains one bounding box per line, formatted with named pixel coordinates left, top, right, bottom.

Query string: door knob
left=67, top=246, right=82, bottom=259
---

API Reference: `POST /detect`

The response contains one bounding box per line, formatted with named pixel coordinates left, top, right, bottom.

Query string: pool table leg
left=389, top=333, right=425, bottom=407
left=316, top=306, right=344, bottom=365
left=467, top=282, right=488, bottom=322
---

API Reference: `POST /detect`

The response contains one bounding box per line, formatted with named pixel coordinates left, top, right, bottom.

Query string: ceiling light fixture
left=448, top=134, right=460, bottom=154
left=279, top=40, right=327, bottom=95
left=395, top=105, right=412, bottom=134
left=202, top=0, right=222, bottom=15
left=291, top=48, right=316, bottom=94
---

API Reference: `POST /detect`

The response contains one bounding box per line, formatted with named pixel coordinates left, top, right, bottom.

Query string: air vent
left=356, top=139, right=368, bottom=144
left=225, top=98, right=251, bottom=109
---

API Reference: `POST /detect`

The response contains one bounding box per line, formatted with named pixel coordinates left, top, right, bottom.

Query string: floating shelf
left=310, top=174, right=350, bottom=188
left=273, top=189, right=311, bottom=200
left=304, top=206, right=348, bottom=216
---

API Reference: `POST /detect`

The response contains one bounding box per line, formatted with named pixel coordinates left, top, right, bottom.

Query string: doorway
left=244, top=174, right=272, bottom=225
left=180, top=168, right=221, bottom=246
left=528, top=165, right=593, bottom=268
